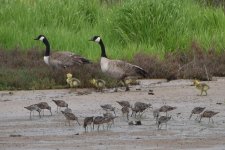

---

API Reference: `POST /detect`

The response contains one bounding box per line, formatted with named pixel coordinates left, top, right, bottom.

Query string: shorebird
left=121, top=106, right=129, bottom=120
left=159, top=105, right=177, bottom=116
left=93, top=116, right=105, bottom=131
left=36, top=102, right=52, bottom=116
left=193, top=80, right=209, bottom=96
left=103, top=116, right=117, bottom=130
left=24, top=104, right=41, bottom=119
left=157, top=116, right=171, bottom=129
left=61, top=111, right=80, bottom=126
left=153, top=108, right=160, bottom=124
left=199, top=110, right=219, bottom=123
left=116, top=101, right=131, bottom=108
left=52, top=100, right=68, bottom=113
left=83, top=116, right=94, bottom=132
left=64, top=107, right=72, bottom=113
left=131, top=102, right=152, bottom=117
left=100, top=104, right=116, bottom=116
left=189, top=107, right=206, bottom=120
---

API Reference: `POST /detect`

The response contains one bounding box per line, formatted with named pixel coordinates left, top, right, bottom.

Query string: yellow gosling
left=66, top=73, right=81, bottom=89
left=193, top=80, right=209, bottom=96
left=90, top=78, right=106, bottom=92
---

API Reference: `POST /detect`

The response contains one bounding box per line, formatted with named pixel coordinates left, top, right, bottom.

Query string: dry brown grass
left=1, top=42, right=225, bottom=90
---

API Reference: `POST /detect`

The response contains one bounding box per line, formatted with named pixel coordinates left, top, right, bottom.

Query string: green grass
left=1, top=0, right=225, bottom=90
left=0, top=0, right=225, bottom=61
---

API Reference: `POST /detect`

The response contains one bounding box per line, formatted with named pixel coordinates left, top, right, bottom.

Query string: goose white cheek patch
left=95, top=37, right=101, bottom=43
left=39, top=36, right=45, bottom=41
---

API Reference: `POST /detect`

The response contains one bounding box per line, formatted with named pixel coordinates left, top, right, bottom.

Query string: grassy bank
left=0, top=0, right=225, bottom=60
left=0, top=0, right=225, bottom=90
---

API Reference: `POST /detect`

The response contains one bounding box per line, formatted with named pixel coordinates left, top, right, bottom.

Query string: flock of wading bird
left=24, top=35, right=218, bottom=132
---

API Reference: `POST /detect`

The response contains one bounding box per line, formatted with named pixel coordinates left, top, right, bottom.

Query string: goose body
left=90, top=36, right=147, bottom=91
left=34, top=35, right=90, bottom=69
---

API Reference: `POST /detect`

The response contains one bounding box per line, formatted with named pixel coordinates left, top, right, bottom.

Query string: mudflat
left=0, top=78, right=225, bottom=150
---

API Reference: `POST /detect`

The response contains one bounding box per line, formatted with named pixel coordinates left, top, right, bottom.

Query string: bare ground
left=0, top=78, right=225, bottom=150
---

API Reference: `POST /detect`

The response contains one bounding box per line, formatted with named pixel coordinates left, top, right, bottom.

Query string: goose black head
left=34, top=35, right=46, bottom=41
left=89, top=35, right=101, bottom=43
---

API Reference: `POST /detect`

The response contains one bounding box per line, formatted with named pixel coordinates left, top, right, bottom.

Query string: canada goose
left=83, top=116, right=94, bottom=132
left=24, top=104, right=41, bottom=119
left=199, top=111, right=219, bottom=123
left=189, top=107, right=206, bottom=120
left=159, top=105, right=177, bottom=116
left=61, top=111, right=80, bottom=126
left=157, top=116, right=171, bottom=129
left=193, top=80, right=209, bottom=96
left=90, top=78, right=106, bottom=92
left=52, top=100, right=68, bottom=113
left=36, top=102, right=52, bottom=116
left=34, top=35, right=90, bottom=69
left=89, top=36, right=147, bottom=91
left=66, top=73, right=81, bottom=89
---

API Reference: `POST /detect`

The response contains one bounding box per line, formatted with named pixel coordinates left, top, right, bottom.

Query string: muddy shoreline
left=0, top=78, right=225, bottom=150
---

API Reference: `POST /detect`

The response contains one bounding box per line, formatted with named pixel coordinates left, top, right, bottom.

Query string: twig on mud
left=204, top=64, right=210, bottom=81
left=176, top=60, right=194, bottom=77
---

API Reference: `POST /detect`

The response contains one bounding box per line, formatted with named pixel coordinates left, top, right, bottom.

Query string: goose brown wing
left=109, top=60, right=147, bottom=78
left=52, top=51, right=91, bottom=66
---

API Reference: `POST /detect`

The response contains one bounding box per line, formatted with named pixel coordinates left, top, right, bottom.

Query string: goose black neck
left=43, top=38, right=50, bottom=56
left=99, top=40, right=107, bottom=58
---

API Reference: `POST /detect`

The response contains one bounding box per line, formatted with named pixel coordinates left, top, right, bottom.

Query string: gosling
left=193, top=80, right=209, bottom=96
left=66, top=73, right=81, bottom=89
left=90, top=78, right=106, bottom=92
